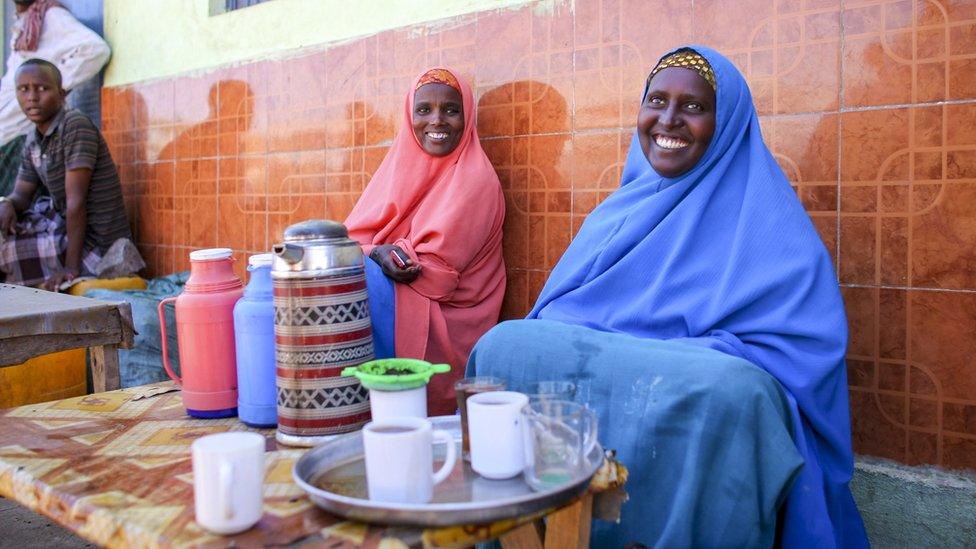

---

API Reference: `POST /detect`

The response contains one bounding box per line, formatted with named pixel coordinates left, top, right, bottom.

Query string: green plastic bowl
left=340, top=358, right=451, bottom=391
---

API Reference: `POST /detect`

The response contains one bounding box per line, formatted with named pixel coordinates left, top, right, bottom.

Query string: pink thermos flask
left=158, top=248, right=244, bottom=418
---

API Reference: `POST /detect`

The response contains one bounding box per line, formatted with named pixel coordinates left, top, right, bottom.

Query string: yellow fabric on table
left=67, top=276, right=146, bottom=296
left=0, top=277, right=146, bottom=407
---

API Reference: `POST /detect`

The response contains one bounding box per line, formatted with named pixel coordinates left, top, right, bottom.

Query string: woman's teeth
left=654, top=135, right=689, bottom=149
left=427, top=132, right=449, bottom=141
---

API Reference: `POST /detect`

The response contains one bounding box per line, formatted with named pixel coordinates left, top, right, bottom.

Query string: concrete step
left=851, top=457, right=976, bottom=549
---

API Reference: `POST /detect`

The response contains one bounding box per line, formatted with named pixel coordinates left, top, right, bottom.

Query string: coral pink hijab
left=344, top=67, right=506, bottom=415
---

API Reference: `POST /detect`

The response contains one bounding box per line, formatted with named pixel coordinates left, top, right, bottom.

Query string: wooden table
left=0, top=382, right=626, bottom=548
left=0, top=283, right=134, bottom=392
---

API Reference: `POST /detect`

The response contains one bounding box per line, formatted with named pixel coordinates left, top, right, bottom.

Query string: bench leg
left=543, top=493, right=593, bottom=549
left=89, top=344, right=121, bottom=392
left=500, top=520, right=543, bottom=549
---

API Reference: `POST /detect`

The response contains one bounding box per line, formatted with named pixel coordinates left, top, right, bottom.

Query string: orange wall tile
left=100, top=0, right=976, bottom=470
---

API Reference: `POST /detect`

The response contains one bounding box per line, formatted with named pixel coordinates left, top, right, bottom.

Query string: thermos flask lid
left=248, top=253, right=274, bottom=268
left=190, top=248, right=233, bottom=261
left=282, top=219, right=348, bottom=242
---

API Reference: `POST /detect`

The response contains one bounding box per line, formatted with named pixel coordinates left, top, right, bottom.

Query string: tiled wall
left=100, top=0, right=976, bottom=469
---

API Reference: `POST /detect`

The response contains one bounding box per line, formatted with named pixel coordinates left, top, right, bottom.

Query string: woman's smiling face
left=412, top=83, right=464, bottom=157
left=637, top=67, right=716, bottom=178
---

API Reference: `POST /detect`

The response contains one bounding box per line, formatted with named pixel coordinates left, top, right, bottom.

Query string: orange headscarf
left=344, top=68, right=506, bottom=415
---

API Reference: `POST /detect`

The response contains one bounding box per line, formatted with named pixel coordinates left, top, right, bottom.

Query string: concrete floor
left=0, top=496, right=91, bottom=549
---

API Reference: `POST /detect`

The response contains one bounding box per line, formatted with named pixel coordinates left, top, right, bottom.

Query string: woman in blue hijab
left=467, top=46, right=868, bottom=547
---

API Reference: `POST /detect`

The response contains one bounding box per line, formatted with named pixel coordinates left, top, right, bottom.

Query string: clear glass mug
left=525, top=380, right=576, bottom=402
left=520, top=399, right=598, bottom=491
left=454, top=376, right=507, bottom=461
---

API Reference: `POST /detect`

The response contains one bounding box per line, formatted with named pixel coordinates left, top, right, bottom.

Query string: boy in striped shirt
left=0, top=58, right=137, bottom=290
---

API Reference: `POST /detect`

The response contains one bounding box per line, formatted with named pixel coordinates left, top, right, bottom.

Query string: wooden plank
left=543, top=493, right=593, bottom=549
left=0, top=333, right=123, bottom=367
left=89, top=345, right=121, bottom=392
left=500, top=520, right=544, bottom=549
left=0, top=285, right=131, bottom=338
left=0, top=286, right=134, bottom=366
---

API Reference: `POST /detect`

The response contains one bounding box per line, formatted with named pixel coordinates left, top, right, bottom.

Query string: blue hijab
left=530, top=46, right=867, bottom=548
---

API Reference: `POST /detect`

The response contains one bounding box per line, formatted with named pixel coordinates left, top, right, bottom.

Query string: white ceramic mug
left=362, top=417, right=457, bottom=503
left=467, top=391, right=529, bottom=479
left=368, top=386, right=427, bottom=422
left=192, top=432, right=265, bottom=534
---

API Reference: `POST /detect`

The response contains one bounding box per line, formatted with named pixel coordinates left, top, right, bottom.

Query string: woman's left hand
left=370, top=244, right=422, bottom=283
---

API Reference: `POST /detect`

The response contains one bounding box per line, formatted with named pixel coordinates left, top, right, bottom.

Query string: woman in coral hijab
left=344, top=68, right=505, bottom=415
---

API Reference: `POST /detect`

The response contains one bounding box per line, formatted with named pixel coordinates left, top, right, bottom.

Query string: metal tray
left=292, top=415, right=603, bottom=526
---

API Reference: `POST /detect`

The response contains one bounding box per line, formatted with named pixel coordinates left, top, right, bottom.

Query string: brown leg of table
left=500, top=520, right=544, bottom=549
left=543, top=493, right=593, bottom=549
left=89, top=345, right=121, bottom=392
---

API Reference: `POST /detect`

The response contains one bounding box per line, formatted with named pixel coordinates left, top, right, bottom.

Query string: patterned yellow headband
left=648, top=49, right=717, bottom=91
left=415, top=68, right=461, bottom=93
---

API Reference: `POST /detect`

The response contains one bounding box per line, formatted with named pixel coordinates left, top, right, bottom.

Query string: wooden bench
left=0, top=284, right=134, bottom=392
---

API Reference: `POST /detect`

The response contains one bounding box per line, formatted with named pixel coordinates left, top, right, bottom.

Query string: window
left=226, top=0, right=270, bottom=9
left=210, top=0, right=271, bottom=16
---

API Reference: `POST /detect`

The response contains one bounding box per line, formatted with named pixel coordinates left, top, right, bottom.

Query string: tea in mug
left=370, top=426, right=415, bottom=434
left=454, top=376, right=506, bottom=461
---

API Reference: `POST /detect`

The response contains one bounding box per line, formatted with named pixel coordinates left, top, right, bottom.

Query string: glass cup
left=454, top=376, right=506, bottom=461
left=521, top=399, right=598, bottom=492
left=526, top=380, right=576, bottom=402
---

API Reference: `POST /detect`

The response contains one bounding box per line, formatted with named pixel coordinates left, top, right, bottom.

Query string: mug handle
left=157, top=296, right=182, bottom=385
left=430, top=430, right=457, bottom=486
left=220, top=461, right=234, bottom=520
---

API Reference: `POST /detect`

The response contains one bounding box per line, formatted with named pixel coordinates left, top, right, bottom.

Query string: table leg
left=500, top=520, right=543, bottom=549
left=89, top=345, right=121, bottom=392
left=543, top=493, right=593, bottom=549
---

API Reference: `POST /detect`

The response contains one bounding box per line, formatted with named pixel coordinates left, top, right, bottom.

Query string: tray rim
left=292, top=414, right=603, bottom=525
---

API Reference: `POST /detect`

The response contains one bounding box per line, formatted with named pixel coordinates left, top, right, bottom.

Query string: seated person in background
left=467, top=47, right=868, bottom=548
left=344, top=67, right=506, bottom=416
left=0, top=59, right=139, bottom=291
left=0, top=0, right=111, bottom=196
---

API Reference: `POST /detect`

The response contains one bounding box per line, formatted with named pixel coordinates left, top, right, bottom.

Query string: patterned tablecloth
left=0, top=382, right=626, bottom=548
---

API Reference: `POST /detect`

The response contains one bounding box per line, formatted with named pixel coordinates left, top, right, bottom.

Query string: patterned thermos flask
left=271, top=220, right=373, bottom=446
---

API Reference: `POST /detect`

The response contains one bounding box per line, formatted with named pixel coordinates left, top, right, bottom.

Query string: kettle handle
left=157, top=296, right=182, bottom=386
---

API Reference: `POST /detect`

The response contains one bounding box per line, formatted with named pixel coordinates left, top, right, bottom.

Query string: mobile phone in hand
left=389, top=248, right=410, bottom=269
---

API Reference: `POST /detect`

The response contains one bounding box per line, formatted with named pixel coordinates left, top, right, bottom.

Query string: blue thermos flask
left=233, top=253, right=278, bottom=427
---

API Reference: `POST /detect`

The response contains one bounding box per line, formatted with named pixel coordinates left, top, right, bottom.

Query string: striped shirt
left=18, top=108, right=131, bottom=255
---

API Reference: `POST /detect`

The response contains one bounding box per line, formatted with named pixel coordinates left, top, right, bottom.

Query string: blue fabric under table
left=84, top=272, right=188, bottom=388
left=466, top=319, right=804, bottom=548
left=364, top=256, right=395, bottom=360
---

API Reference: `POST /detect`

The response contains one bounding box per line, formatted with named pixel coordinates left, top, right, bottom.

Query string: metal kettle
left=272, top=219, right=364, bottom=275
left=271, top=220, right=374, bottom=446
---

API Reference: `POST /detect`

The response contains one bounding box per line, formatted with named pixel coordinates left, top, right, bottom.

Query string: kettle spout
left=273, top=243, right=304, bottom=265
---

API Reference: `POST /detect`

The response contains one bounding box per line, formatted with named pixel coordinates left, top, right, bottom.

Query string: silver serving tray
left=292, top=415, right=603, bottom=526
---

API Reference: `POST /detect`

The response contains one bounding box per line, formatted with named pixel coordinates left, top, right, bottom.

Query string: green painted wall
left=103, top=0, right=537, bottom=86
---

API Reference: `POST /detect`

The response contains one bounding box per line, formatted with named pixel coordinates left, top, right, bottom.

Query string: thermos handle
left=157, top=296, right=182, bottom=385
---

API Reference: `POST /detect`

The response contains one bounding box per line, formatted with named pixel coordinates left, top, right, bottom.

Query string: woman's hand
left=370, top=244, right=422, bottom=283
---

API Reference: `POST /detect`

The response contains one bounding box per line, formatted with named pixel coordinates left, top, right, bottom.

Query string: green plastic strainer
left=340, top=358, right=451, bottom=391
